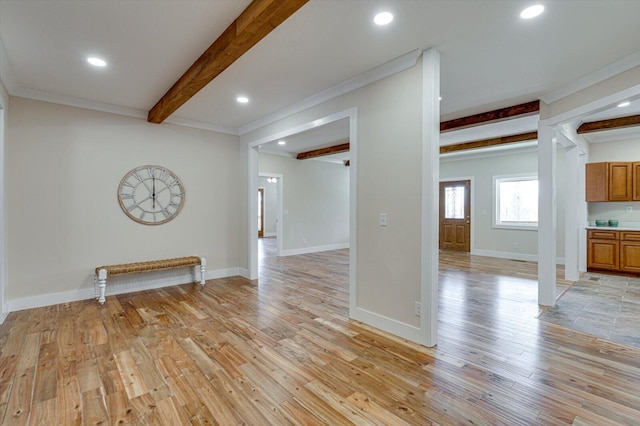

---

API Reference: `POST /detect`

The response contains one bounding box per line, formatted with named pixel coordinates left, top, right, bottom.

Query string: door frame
left=439, top=176, right=474, bottom=254
left=248, top=108, right=357, bottom=283
left=258, top=172, right=283, bottom=255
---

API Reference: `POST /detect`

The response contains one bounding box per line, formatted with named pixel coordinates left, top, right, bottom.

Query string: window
left=493, top=175, right=538, bottom=229
left=444, top=185, right=465, bottom=219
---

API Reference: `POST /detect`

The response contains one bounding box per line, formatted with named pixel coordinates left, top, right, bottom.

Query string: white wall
left=6, top=97, right=245, bottom=308
left=259, top=154, right=349, bottom=253
left=258, top=176, right=278, bottom=237
left=440, top=147, right=566, bottom=262
left=243, top=62, right=425, bottom=332
left=587, top=138, right=640, bottom=223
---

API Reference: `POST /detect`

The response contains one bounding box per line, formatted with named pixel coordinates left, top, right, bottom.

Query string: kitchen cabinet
left=586, top=162, right=633, bottom=202
left=587, top=229, right=640, bottom=274
left=587, top=229, right=619, bottom=271
left=620, top=232, right=640, bottom=273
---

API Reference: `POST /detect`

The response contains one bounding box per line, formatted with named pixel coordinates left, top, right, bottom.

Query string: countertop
left=586, top=226, right=640, bottom=231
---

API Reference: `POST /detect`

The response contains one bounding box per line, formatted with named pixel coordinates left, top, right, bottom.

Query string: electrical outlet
left=414, top=301, right=421, bottom=316
left=513, top=242, right=519, bottom=249
left=379, top=213, right=388, bottom=226
left=627, top=205, right=633, bottom=212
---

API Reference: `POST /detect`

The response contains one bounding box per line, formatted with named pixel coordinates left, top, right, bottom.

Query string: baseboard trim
left=0, top=303, right=8, bottom=325
left=280, top=243, right=349, bottom=257
left=237, top=268, right=251, bottom=280
left=471, top=249, right=565, bottom=265
left=6, top=266, right=244, bottom=313
left=350, top=306, right=428, bottom=346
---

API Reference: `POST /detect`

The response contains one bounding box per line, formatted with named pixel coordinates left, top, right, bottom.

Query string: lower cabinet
left=587, top=229, right=640, bottom=274
left=587, top=237, right=619, bottom=271
left=620, top=232, right=640, bottom=273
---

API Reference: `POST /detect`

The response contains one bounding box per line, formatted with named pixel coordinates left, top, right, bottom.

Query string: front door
left=439, top=180, right=471, bottom=252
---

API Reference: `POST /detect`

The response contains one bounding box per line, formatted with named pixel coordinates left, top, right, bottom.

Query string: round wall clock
left=117, top=165, right=185, bottom=225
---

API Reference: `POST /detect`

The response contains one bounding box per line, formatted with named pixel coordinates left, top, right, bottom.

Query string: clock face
left=118, top=165, right=185, bottom=225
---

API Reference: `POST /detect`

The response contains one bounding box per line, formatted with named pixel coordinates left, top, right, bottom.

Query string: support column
left=577, top=152, right=588, bottom=273
left=564, top=145, right=580, bottom=282
left=249, top=146, right=259, bottom=280
left=538, top=122, right=557, bottom=306
left=421, top=48, right=440, bottom=347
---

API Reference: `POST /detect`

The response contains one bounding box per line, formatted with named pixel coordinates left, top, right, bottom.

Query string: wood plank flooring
left=1, top=247, right=639, bottom=424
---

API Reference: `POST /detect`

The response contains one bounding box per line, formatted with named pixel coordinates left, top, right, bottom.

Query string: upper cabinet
left=586, top=162, right=640, bottom=202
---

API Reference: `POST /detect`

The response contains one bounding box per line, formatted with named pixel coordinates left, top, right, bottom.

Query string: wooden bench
left=94, top=256, right=206, bottom=304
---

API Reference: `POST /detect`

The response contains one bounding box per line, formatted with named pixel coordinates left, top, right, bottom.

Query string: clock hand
left=152, top=177, right=156, bottom=209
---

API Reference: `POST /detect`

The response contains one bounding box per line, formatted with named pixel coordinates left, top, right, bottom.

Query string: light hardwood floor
left=0, top=247, right=639, bottom=424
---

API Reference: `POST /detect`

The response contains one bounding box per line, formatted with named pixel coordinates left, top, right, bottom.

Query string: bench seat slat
left=95, top=256, right=202, bottom=276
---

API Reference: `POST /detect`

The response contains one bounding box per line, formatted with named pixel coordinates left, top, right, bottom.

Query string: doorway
left=439, top=180, right=471, bottom=252
left=258, top=188, right=264, bottom=238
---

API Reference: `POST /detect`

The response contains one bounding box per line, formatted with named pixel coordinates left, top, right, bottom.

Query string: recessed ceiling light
left=278, top=140, right=286, bottom=145
left=236, top=96, right=249, bottom=104
left=520, top=5, right=544, bottom=19
left=87, top=57, right=106, bottom=67
left=374, top=12, right=393, bottom=26
left=617, top=101, right=631, bottom=108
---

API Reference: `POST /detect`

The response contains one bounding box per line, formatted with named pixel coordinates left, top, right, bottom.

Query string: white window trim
left=492, top=173, right=538, bottom=231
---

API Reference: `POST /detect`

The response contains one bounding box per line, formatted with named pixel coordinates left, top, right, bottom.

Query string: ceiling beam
left=148, top=0, right=309, bottom=124
left=296, top=142, right=350, bottom=160
left=440, top=100, right=540, bottom=133
left=440, top=131, right=538, bottom=154
left=577, top=114, right=640, bottom=134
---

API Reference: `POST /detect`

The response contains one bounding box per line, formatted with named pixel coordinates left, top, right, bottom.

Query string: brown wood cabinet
left=633, top=162, right=640, bottom=201
left=620, top=231, right=640, bottom=273
left=587, top=229, right=619, bottom=271
left=586, top=162, right=636, bottom=201
left=587, top=229, right=640, bottom=273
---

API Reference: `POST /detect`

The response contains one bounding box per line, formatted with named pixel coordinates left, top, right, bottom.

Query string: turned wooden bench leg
left=200, top=257, right=206, bottom=286
left=97, top=269, right=107, bottom=305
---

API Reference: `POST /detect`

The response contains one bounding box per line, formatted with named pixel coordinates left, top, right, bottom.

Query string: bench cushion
left=95, top=256, right=201, bottom=276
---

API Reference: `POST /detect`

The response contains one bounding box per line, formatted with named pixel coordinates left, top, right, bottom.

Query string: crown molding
left=238, top=49, right=422, bottom=136
left=439, top=141, right=538, bottom=162
left=541, top=50, right=640, bottom=104
left=7, top=85, right=239, bottom=135
left=164, top=115, right=238, bottom=135
left=13, top=85, right=148, bottom=118
left=0, top=39, right=18, bottom=95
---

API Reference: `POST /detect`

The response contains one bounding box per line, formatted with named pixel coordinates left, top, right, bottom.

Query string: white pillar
left=538, top=122, right=557, bottom=306
left=564, top=145, right=580, bottom=281
left=421, top=48, right=440, bottom=347
left=578, top=152, right=588, bottom=273
left=249, top=147, right=259, bottom=280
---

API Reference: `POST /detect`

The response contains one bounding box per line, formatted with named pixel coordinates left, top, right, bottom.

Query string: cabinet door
left=608, top=162, right=631, bottom=201
left=585, top=162, right=607, bottom=202
left=633, top=162, right=640, bottom=201
left=587, top=239, right=619, bottom=270
left=620, top=241, right=640, bottom=273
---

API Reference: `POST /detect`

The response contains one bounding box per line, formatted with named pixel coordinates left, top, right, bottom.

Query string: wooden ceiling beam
left=440, top=100, right=540, bottom=133
left=577, top=114, right=640, bottom=134
left=440, top=131, right=538, bottom=154
left=148, top=0, right=309, bottom=124
left=296, top=142, right=350, bottom=160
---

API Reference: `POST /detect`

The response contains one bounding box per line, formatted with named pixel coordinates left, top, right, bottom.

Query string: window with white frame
left=493, top=175, right=538, bottom=229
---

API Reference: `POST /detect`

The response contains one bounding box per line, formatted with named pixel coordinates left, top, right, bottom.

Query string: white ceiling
left=1, top=0, right=640, bottom=152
